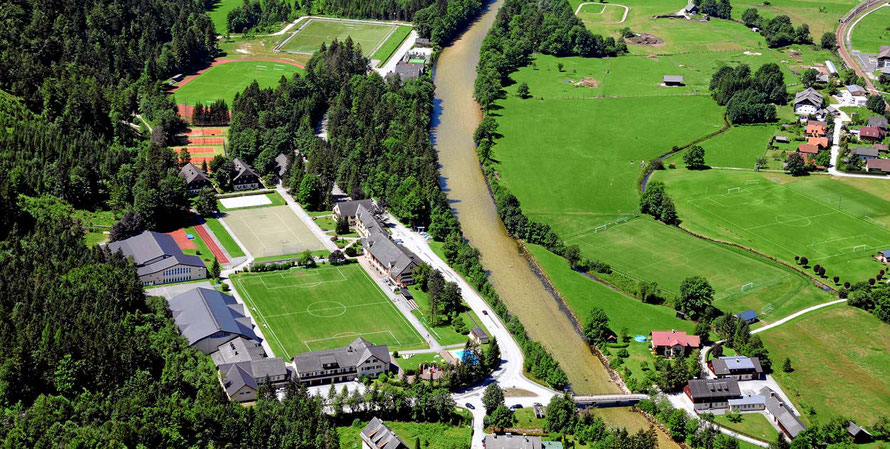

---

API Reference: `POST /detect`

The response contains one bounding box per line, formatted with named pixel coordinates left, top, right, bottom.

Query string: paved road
left=751, top=299, right=847, bottom=334
left=838, top=1, right=888, bottom=98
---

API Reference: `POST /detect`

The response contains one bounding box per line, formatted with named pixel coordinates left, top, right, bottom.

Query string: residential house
left=211, top=336, right=266, bottom=366
left=825, top=60, right=838, bottom=76
left=179, top=163, right=212, bottom=195
left=333, top=199, right=378, bottom=223
left=735, top=309, right=758, bottom=324
left=847, top=422, right=874, bottom=444
left=292, top=337, right=391, bottom=386
left=879, top=45, right=890, bottom=68
left=825, top=106, right=841, bottom=117
left=362, top=231, right=420, bottom=286
left=874, top=143, right=888, bottom=153
left=663, top=75, right=685, bottom=86
left=868, top=116, right=888, bottom=131
left=807, top=137, right=829, bottom=148
left=709, top=356, right=764, bottom=380
left=851, top=146, right=879, bottom=161
left=794, top=88, right=823, bottom=115
left=232, top=158, right=261, bottom=190
left=107, top=231, right=206, bottom=285
left=218, top=357, right=290, bottom=403
left=847, top=84, right=867, bottom=98
left=470, top=327, right=490, bottom=345
left=684, top=378, right=741, bottom=412
left=877, top=250, right=890, bottom=263
left=866, top=158, right=890, bottom=172
left=414, top=38, right=432, bottom=48
left=728, top=395, right=766, bottom=412
left=274, top=153, right=290, bottom=181
left=859, top=126, right=884, bottom=142
left=796, top=143, right=820, bottom=156
left=361, top=418, right=409, bottom=449
left=356, top=204, right=386, bottom=236
left=390, top=59, right=425, bottom=81
left=168, top=288, right=260, bottom=355
left=483, top=434, right=545, bottom=449
left=805, top=121, right=827, bottom=137
left=651, top=330, right=701, bottom=358
left=761, top=387, right=806, bottom=439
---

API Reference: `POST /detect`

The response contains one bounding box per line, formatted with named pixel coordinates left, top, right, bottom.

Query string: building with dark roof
left=483, top=434, right=545, bottom=449
left=663, top=75, right=684, bottom=86
left=356, top=204, right=386, bottom=236
left=760, top=387, right=806, bottom=439
left=735, top=309, right=759, bottom=324
left=390, top=61, right=425, bottom=81
left=879, top=45, right=890, bottom=68
left=794, top=88, right=823, bottom=115
left=107, top=231, right=206, bottom=285
left=684, top=378, right=741, bottom=411
left=168, top=288, right=260, bottom=354
left=852, top=147, right=880, bottom=160
left=866, top=158, right=890, bottom=173
left=334, top=198, right=379, bottom=223
left=847, top=422, right=874, bottom=443
left=362, top=231, right=420, bottom=286
left=868, top=116, right=888, bottom=130
left=292, top=337, right=391, bottom=385
left=709, top=356, right=763, bottom=380
left=361, top=418, right=409, bottom=449
left=218, top=357, right=290, bottom=403
left=179, top=163, right=213, bottom=195
left=211, top=336, right=266, bottom=366
left=470, top=327, right=490, bottom=345
left=232, top=158, right=261, bottom=190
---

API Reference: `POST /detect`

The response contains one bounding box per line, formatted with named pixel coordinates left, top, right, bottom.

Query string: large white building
left=107, top=231, right=206, bottom=285
left=292, top=337, right=391, bottom=385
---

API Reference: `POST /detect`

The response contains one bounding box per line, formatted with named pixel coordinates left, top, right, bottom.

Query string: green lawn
left=714, top=413, right=778, bottom=442
left=204, top=216, right=246, bottom=258
left=394, top=351, right=445, bottom=372
left=730, top=0, right=856, bottom=38
left=692, top=125, right=781, bottom=169
left=513, top=408, right=546, bottom=430
left=173, top=61, right=303, bottom=107
left=217, top=191, right=286, bottom=212
left=656, top=169, right=890, bottom=283
left=406, top=285, right=490, bottom=347
left=576, top=3, right=626, bottom=25
left=183, top=225, right=216, bottom=267
left=371, top=25, right=412, bottom=66
left=850, top=6, right=890, bottom=54
left=206, top=0, right=243, bottom=34
left=338, top=421, right=471, bottom=449
left=280, top=18, right=397, bottom=55
left=231, top=264, right=425, bottom=358
left=759, top=304, right=890, bottom=424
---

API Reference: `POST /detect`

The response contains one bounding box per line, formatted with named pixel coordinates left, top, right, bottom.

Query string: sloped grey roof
left=794, top=88, right=823, bottom=107
left=847, top=422, right=872, bottom=438
left=357, top=204, right=385, bottom=235
left=852, top=146, right=879, bottom=157
left=392, top=62, right=424, bottom=81
left=362, top=232, right=419, bottom=278
left=219, top=358, right=288, bottom=387
left=471, top=327, right=488, bottom=339
left=361, top=418, right=409, bottom=449
left=664, top=75, right=684, bottom=83
left=711, top=356, right=762, bottom=375
left=107, top=231, right=204, bottom=276
left=232, top=158, right=259, bottom=182
left=879, top=45, right=890, bottom=59
left=275, top=153, right=290, bottom=177
left=483, top=434, right=543, bottom=449
left=760, top=387, right=806, bottom=438
left=335, top=199, right=377, bottom=218
left=293, top=337, right=390, bottom=373
left=168, top=288, right=259, bottom=348
left=736, top=309, right=758, bottom=321
left=868, top=116, right=888, bottom=129
left=220, top=362, right=258, bottom=396
left=686, top=378, right=741, bottom=399
left=179, top=162, right=210, bottom=185
left=211, top=336, right=266, bottom=366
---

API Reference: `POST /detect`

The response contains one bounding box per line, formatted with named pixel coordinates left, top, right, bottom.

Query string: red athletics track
left=194, top=223, right=229, bottom=264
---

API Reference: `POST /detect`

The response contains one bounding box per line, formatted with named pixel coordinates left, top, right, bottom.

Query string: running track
left=195, top=223, right=229, bottom=264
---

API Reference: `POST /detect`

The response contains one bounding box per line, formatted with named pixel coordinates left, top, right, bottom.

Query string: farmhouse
left=107, top=231, right=206, bottom=285
left=684, top=378, right=741, bottom=411
left=734, top=309, right=758, bottom=324
left=651, top=330, right=701, bottom=357
left=709, top=356, right=763, bottom=380
left=483, top=434, right=546, bottom=449
left=859, top=126, right=884, bottom=142
left=866, top=158, right=890, bottom=172
left=218, top=357, right=290, bottom=403
left=868, top=116, right=888, bottom=130
left=292, top=337, right=391, bottom=386
left=878, top=45, right=890, bottom=68
left=851, top=147, right=879, bottom=160
left=363, top=231, right=420, bottom=286
left=877, top=250, right=890, bottom=263
left=663, top=75, right=685, bottom=86
left=179, top=162, right=212, bottom=195
left=805, top=121, right=827, bottom=137
left=333, top=198, right=378, bottom=223
left=728, top=395, right=766, bottom=412
left=232, top=158, right=261, bottom=190
left=793, top=88, right=823, bottom=115
left=168, top=288, right=260, bottom=355
left=361, top=418, right=409, bottom=449
left=470, top=327, right=490, bottom=345
left=761, top=387, right=806, bottom=439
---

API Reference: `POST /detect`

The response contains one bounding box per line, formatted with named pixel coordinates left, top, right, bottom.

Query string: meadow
left=758, top=304, right=890, bottom=424
left=849, top=4, right=890, bottom=54
left=405, top=285, right=490, bottom=347
left=730, top=0, right=857, bottom=38
left=172, top=60, right=304, bottom=107
left=371, top=25, right=412, bottom=66
left=204, top=216, right=246, bottom=258
left=279, top=18, right=397, bottom=55
left=656, top=169, right=890, bottom=283
left=231, top=264, right=425, bottom=358
left=338, top=421, right=471, bottom=449
left=713, top=413, right=779, bottom=442
left=695, top=125, right=780, bottom=169
left=576, top=3, right=627, bottom=25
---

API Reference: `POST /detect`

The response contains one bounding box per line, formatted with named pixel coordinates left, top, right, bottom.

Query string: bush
left=617, top=348, right=629, bottom=358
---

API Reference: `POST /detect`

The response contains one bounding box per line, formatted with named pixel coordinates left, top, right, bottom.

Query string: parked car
left=510, top=404, right=523, bottom=410
left=465, top=403, right=475, bottom=410
left=482, top=310, right=489, bottom=315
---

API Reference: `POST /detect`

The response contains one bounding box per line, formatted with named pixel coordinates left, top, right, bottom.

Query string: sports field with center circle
left=232, top=264, right=426, bottom=359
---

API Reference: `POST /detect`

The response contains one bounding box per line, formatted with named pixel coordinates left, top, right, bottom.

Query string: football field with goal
left=232, top=264, right=425, bottom=359
left=277, top=18, right=398, bottom=56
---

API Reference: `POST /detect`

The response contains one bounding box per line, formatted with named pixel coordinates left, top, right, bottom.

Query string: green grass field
left=714, top=413, right=779, bottom=442
left=850, top=5, right=890, bottom=54
left=731, top=0, right=857, bottom=38
left=406, top=285, right=489, bottom=347
left=576, top=3, right=627, bottom=25
left=759, top=304, right=890, bottom=424
left=371, top=25, right=412, bottom=66
left=656, top=169, right=890, bottom=283
left=231, top=264, right=425, bottom=358
left=204, top=217, right=246, bottom=258
left=694, top=125, right=780, bottom=169
left=206, top=0, right=297, bottom=34
left=279, top=18, right=396, bottom=55
left=338, top=421, right=471, bottom=449
left=173, top=61, right=303, bottom=107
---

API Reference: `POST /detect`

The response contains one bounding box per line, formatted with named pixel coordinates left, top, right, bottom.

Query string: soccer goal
left=273, top=65, right=285, bottom=71
left=741, top=282, right=755, bottom=291
left=256, top=65, right=268, bottom=71
left=616, top=216, right=630, bottom=224
left=852, top=244, right=868, bottom=252
left=762, top=303, right=774, bottom=316
left=594, top=224, right=608, bottom=233
left=727, top=187, right=741, bottom=193
left=745, top=179, right=759, bottom=185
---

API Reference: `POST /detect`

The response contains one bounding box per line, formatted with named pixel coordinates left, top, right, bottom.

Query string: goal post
left=741, top=282, right=755, bottom=291
left=852, top=244, right=868, bottom=252
left=762, top=303, right=774, bottom=316
left=745, top=179, right=759, bottom=185
left=594, top=224, right=608, bottom=233
left=727, top=187, right=741, bottom=193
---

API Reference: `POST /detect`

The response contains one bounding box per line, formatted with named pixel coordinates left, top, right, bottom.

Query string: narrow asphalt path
left=751, top=298, right=847, bottom=334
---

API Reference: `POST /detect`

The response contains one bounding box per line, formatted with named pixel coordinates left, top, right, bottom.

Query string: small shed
left=469, top=327, right=490, bottom=344
left=825, top=60, right=838, bottom=76
left=847, top=422, right=874, bottom=443
left=735, top=310, right=759, bottom=324
left=399, top=287, right=414, bottom=300
left=663, top=75, right=685, bottom=86
left=774, top=136, right=790, bottom=143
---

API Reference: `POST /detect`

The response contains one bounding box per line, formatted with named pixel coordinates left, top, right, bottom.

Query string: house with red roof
left=859, top=126, right=884, bottom=142
left=797, top=143, right=819, bottom=155
left=805, top=121, right=827, bottom=137
left=807, top=137, right=829, bottom=148
left=651, top=330, right=701, bottom=358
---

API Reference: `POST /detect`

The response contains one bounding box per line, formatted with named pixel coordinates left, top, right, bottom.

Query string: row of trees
left=711, top=313, right=772, bottom=370
left=761, top=15, right=812, bottom=48
left=640, top=181, right=679, bottom=225
left=695, top=0, right=732, bottom=19
left=322, top=380, right=461, bottom=424
left=226, top=0, right=292, bottom=33
left=710, top=63, right=786, bottom=124
left=191, top=99, right=230, bottom=125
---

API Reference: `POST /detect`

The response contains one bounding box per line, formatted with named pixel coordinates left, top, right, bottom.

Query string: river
left=430, top=1, right=680, bottom=444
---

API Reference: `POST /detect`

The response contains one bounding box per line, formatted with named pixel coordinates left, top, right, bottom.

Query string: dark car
left=482, top=310, right=489, bottom=315
left=465, top=403, right=475, bottom=410
left=510, top=404, right=523, bottom=410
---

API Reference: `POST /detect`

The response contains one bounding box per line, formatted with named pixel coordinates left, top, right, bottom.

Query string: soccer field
left=172, top=60, right=304, bottom=107
left=232, top=264, right=425, bottom=358
left=278, top=18, right=397, bottom=55
left=222, top=205, right=325, bottom=258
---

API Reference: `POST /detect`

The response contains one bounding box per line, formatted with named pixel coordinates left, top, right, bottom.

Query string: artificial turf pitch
left=279, top=18, right=396, bottom=55
left=172, top=60, right=303, bottom=107
left=222, top=205, right=325, bottom=258
left=232, top=264, right=425, bottom=358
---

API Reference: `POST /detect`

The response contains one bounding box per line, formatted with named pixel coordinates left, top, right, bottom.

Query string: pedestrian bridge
left=572, top=394, right=649, bottom=407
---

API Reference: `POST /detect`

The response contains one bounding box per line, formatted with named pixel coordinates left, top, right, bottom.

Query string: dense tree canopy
left=710, top=63, right=784, bottom=124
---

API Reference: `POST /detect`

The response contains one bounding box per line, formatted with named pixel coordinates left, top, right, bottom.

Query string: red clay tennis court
left=175, top=146, right=216, bottom=154
left=187, top=137, right=224, bottom=145
left=188, top=156, right=214, bottom=166
left=184, top=128, right=223, bottom=136
left=166, top=228, right=196, bottom=250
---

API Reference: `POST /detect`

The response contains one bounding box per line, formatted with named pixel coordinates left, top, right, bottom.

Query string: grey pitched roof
left=275, top=153, right=290, bottom=177
left=221, top=362, right=258, bottom=396
left=179, top=162, right=210, bottom=185
left=335, top=199, right=377, bottom=218
left=847, top=84, right=866, bottom=94
left=852, top=146, right=879, bottom=157
left=107, top=231, right=204, bottom=276
left=168, top=288, right=259, bottom=347
left=711, top=356, right=763, bottom=375
left=471, top=327, right=488, bottom=339
left=794, top=88, right=823, bottom=107
left=361, top=418, right=409, bottom=449
left=211, top=336, right=266, bottom=366
left=881, top=250, right=890, bottom=258
left=219, top=357, right=288, bottom=386
left=362, top=231, right=419, bottom=277
left=760, top=387, right=806, bottom=438
left=686, top=378, right=741, bottom=399
left=357, top=204, right=386, bottom=235
left=292, top=337, right=390, bottom=373
left=232, top=158, right=259, bottom=182
left=868, top=116, right=888, bottom=129
left=392, top=62, right=424, bottom=81
left=483, top=434, right=543, bottom=449
left=664, top=75, right=684, bottom=83
left=879, top=45, right=890, bottom=59
left=728, top=395, right=765, bottom=407
left=847, top=422, right=872, bottom=438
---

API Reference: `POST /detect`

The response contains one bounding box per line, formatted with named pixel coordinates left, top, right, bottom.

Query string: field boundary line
left=356, top=265, right=426, bottom=345
left=232, top=276, right=291, bottom=358
left=304, top=330, right=400, bottom=351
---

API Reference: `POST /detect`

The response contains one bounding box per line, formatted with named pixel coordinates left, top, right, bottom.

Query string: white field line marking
left=574, top=2, right=630, bottom=23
